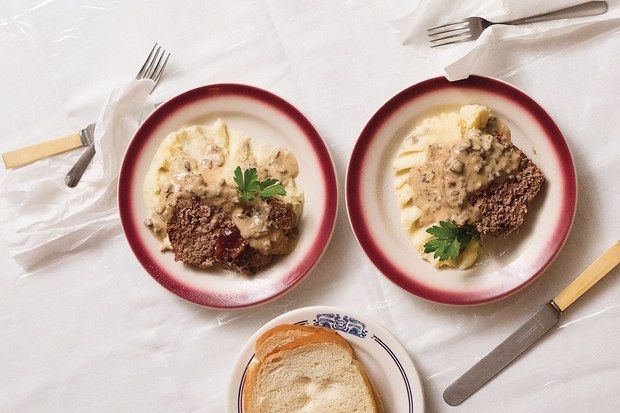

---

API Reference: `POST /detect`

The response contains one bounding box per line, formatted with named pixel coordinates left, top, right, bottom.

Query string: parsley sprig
left=234, top=166, right=286, bottom=202
left=423, top=221, right=480, bottom=262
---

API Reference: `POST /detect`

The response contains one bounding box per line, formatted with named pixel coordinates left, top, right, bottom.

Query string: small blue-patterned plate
left=227, top=306, right=425, bottom=412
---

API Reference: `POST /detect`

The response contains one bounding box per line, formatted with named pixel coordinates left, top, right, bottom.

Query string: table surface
left=1, top=1, right=619, bottom=412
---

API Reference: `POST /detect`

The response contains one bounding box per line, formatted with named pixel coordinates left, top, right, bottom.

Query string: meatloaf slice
left=471, top=134, right=545, bottom=236
left=166, top=196, right=298, bottom=275
left=166, top=197, right=227, bottom=269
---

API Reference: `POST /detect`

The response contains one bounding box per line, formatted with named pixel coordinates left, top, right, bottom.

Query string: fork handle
left=501, top=1, right=608, bottom=26
left=65, top=144, right=96, bottom=187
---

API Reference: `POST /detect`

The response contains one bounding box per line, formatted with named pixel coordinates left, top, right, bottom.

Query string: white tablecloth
left=1, top=1, right=619, bottom=412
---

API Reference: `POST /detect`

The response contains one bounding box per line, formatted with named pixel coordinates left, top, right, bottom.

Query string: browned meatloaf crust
left=470, top=134, right=545, bottom=236
left=166, top=196, right=297, bottom=274
left=263, top=198, right=297, bottom=236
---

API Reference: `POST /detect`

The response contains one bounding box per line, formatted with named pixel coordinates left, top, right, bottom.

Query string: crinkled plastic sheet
left=0, top=1, right=618, bottom=412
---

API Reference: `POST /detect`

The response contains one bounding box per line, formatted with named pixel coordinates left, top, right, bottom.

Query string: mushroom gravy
left=143, top=120, right=303, bottom=258
left=259, top=148, right=299, bottom=186
left=408, top=129, right=521, bottom=226
left=232, top=200, right=294, bottom=254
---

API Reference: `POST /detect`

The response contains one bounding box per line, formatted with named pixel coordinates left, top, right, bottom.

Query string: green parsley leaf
left=423, top=221, right=479, bottom=262
left=260, top=184, right=287, bottom=198
left=259, top=178, right=278, bottom=189
left=234, top=166, right=287, bottom=201
left=234, top=166, right=245, bottom=190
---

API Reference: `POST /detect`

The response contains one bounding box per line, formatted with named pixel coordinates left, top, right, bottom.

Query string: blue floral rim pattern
left=312, top=313, right=368, bottom=338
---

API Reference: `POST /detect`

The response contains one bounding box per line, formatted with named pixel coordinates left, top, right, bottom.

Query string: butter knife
left=64, top=101, right=162, bottom=188
left=65, top=44, right=169, bottom=188
left=2, top=123, right=95, bottom=170
left=65, top=140, right=96, bottom=187
left=444, top=241, right=620, bottom=406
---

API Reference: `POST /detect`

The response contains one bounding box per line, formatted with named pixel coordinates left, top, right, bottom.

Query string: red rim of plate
left=346, top=75, right=577, bottom=305
left=118, top=84, right=338, bottom=309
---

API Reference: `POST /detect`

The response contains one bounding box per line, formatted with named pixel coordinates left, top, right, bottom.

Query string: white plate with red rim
left=346, top=75, right=577, bottom=306
left=118, top=84, right=337, bottom=309
left=228, top=305, right=425, bottom=412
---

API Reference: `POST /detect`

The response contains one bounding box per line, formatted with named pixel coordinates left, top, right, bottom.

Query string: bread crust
left=354, top=359, right=384, bottom=413
left=255, top=324, right=323, bottom=361
left=242, top=360, right=259, bottom=413
left=266, top=330, right=353, bottom=358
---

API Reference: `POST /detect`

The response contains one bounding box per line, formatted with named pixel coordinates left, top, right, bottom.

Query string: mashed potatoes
left=393, top=105, right=493, bottom=269
left=143, top=119, right=304, bottom=251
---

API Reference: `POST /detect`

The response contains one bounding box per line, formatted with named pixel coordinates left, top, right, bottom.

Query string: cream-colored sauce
left=409, top=129, right=521, bottom=226
left=231, top=200, right=295, bottom=254
left=259, top=148, right=300, bottom=185
left=142, top=119, right=304, bottom=253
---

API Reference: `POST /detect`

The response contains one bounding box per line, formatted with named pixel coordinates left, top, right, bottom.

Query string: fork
left=428, top=1, right=608, bottom=48
left=65, top=43, right=170, bottom=187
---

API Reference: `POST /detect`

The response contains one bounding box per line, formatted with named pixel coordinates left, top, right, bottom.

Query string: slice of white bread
left=244, top=326, right=383, bottom=413
left=255, top=325, right=382, bottom=411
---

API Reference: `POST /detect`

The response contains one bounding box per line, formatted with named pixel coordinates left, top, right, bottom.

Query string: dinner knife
left=63, top=101, right=162, bottom=187
left=1, top=123, right=95, bottom=169
left=443, top=241, right=620, bottom=406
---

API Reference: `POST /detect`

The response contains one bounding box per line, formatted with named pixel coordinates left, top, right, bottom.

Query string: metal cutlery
left=444, top=241, right=620, bottom=406
left=428, top=1, right=608, bottom=48
left=1, top=44, right=170, bottom=172
left=65, top=44, right=170, bottom=187
left=1, top=123, right=95, bottom=170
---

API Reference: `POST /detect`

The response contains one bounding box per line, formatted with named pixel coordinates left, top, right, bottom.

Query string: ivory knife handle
left=553, top=241, right=620, bottom=311
left=1, top=133, right=83, bottom=169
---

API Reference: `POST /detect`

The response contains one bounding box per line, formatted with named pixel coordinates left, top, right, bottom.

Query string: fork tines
left=427, top=20, right=472, bottom=48
left=136, top=43, right=170, bottom=90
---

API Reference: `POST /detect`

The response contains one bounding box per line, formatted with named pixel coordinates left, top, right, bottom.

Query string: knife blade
left=443, top=241, right=620, bottom=406
left=65, top=123, right=96, bottom=187
left=443, top=301, right=561, bottom=406
left=65, top=102, right=161, bottom=187
left=78, top=122, right=96, bottom=146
